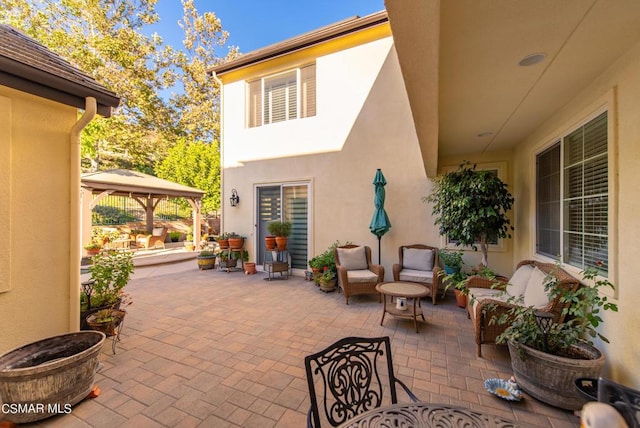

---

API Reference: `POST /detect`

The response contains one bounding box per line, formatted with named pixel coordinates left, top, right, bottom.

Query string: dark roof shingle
left=0, top=24, right=119, bottom=116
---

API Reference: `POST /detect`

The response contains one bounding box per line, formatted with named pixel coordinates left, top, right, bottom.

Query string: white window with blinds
left=247, top=63, right=316, bottom=128
left=535, top=111, right=609, bottom=275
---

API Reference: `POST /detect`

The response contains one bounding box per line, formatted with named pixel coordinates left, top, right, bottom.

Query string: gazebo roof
left=81, top=169, right=205, bottom=199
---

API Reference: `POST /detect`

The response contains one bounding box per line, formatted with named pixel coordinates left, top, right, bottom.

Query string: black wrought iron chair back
left=304, top=336, right=418, bottom=427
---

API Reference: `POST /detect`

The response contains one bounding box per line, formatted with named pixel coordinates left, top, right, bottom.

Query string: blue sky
left=152, top=0, right=385, bottom=55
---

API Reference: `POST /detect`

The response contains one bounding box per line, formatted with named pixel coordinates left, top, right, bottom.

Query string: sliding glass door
left=257, top=183, right=309, bottom=270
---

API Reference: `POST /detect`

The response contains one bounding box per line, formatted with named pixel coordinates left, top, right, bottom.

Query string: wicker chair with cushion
left=136, top=227, right=167, bottom=250
left=467, top=260, right=581, bottom=357
left=305, top=336, right=418, bottom=427
left=334, top=245, right=384, bottom=305
left=392, top=244, right=441, bottom=305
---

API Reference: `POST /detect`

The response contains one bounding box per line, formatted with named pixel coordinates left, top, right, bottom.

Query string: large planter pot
left=244, top=262, right=257, bottom=274
left=319, top=279, right=336, bottom=292
left=0, top=331, right=106, bottom=423
left=197, top=255, right=216, bottom=270
left=86, top=310, right=126, bottom=337
left=508, top=341, right=605, bottom=411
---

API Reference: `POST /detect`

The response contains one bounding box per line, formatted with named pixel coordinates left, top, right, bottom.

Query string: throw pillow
left=152, top=227, right=164, bottom=237
left=337, top=247, right=368, bottom=270
left=506, top=264, right=534, bottom=298
left=403, top=248, right=434, bottom=271
left=523, top=267, right=550, bottom=308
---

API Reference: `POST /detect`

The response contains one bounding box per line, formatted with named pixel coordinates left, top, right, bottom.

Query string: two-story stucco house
left=211, top=1, right=640, bottom=389
left=0, top=24, right=119, bottom=352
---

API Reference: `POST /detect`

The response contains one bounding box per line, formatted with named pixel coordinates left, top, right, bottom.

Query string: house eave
left=209, top=10, right=388, bottom=76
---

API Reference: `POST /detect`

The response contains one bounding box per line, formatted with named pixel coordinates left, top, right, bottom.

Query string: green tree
left=156, top=139, right=220, bottom=214
left=0, top=0, right=236, bottom=172
left=425, top=162, right=514, bottom=267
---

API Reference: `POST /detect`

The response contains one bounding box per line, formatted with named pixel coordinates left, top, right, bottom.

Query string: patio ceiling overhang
left=385, top=0, right=640, bottom=176
left=81, top=169, right=205, bottom=200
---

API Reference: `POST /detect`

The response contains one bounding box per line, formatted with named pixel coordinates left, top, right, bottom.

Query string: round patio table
left=376, top=281, right=430, bottom=332
left=338, top=403, right=518, bottom=427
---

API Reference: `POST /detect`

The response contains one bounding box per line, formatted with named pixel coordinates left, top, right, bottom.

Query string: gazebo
left=81, top=169, right=206, bottom=251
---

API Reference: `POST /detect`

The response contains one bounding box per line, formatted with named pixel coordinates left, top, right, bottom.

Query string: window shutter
left=300, top=64, right=316, bottom=118
left=247, top=79, right=262, bottom=128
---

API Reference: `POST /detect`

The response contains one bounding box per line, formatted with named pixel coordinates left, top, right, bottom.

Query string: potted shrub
left=228, top=233, right=245, bottom=249
left=169, top=231, right=181, bottom=242
left=317, top=269, right=337, bottom=292
left=184, top=230, right=195, bottom=251
left=494, top=261, right=618, bottom=410
left=440, top=269, right=469, bottom=308
left=267, top=221, right=292, bottom=250
left=438, top=249, right=463, bottom=274
left=196, top=250, right=216, bottom=270
left=86, top=293, right=131, bottom=336
left=84, top=241, right=102, bottom=256
left=425, top=161, right=514, bottom=267
left=217, top=232, right=232, bottom=249
left=82, top=250, right=134, bottom=330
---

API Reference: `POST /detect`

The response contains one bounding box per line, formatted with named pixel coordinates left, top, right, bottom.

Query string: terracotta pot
left=218, top=239, right=229, bottom=249
left=508, top=341, right=605, bottom=410
left=229, top=237, right=244, bottom=249
left=275, top=236, right=288, bottom=250
left=265, top=236, right=276, bottom=250
left=454, top=289, right=467, bottom=308
left=244, top=262, right=257, bottom=275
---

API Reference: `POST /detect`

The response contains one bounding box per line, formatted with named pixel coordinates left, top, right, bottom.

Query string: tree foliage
left=0, top=0, right=236, bottom=176
left=156, top=139, right=220, bottom=214
left=424, top=161, right=514, bottom=266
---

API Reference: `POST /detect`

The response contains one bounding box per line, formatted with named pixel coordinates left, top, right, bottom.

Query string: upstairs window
left=535, top=111, right=609, bottom=274
left=247, top=63, right=316, bottom=128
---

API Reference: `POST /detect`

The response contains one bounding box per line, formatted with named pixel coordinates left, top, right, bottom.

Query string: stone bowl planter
left=0, top=331, right=106, bottom=423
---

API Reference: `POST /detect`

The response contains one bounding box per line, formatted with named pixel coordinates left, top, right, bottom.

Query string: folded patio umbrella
left=370, top=169, right=391, bottom=264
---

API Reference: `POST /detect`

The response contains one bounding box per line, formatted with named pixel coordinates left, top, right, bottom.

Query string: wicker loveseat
left=467, top=260, right=581, bottom=357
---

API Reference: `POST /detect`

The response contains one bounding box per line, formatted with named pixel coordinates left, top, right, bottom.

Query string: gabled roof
left=209, top=10, right=388, bottom=76
left=0, top=24, right=120, bottom=117
left=81, top=169, right=205, bottom=199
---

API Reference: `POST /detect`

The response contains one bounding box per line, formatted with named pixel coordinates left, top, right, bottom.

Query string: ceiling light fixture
left=518, top=53, right=547, bottom=67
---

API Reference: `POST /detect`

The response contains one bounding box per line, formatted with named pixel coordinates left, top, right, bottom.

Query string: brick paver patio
left=32, top=261, right=580, bottom=427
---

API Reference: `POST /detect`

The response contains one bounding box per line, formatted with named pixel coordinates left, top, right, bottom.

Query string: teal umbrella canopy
left=370, top=169, right=391, bottom=263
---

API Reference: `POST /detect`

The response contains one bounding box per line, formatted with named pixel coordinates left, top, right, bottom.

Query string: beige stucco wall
left=221, top=41, right=440, bottom=279
left=0, top=86, right=75, bottom=353
left=512, top=39, right=640, bottom=388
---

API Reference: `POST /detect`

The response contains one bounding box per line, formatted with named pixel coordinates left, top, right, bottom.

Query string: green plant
left=494, top=261, right=618, bottom=357
left=425, top=161, right=514, bottom=266
left=88, top=250, right=135, bottom=308
left=440, top=270, right=469, bottom=294
left=199, top=250, right=215, bottom=257
left=169, top=231, right=181, bottom=242
left=319, top=269, right=336, bottom=282
left=267, top=221, right=292, bottom=237
left=84, top=241, right=103, bottom=251
left=438, top=249, right=464, bottom=269
left=230, top=250, right=249, bottom=261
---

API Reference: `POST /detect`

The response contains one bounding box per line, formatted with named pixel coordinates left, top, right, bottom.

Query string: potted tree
left=425, top=161, right=514, bottom=267
left=267, top=221, right=292, bottom=250
left=494, top=261, right=618, bottom=410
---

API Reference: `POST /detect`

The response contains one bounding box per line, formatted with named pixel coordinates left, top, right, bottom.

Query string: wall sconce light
left=230, top=189, right=240, bottom=207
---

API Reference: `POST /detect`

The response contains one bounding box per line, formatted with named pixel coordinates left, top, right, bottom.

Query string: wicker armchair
left=136, top=227, right=167, bottom=249
left=334, top=245, right=384, bottom=305
left=467, top=260, right=581, bottom=357
left=392, top=244, right=441, bottom=305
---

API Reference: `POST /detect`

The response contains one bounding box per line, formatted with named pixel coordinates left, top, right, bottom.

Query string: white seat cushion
left=152, top=227, right=164, bottom=236
left=346, top=269, right=378, bottom=283
left=399, top=269, right=434, bottom=283
left=337, top=247, right=368, bottom=270
left=403, top=248, right=434, bottom=271
left=468, top=287, right=511, bottom=319
left=523, top=267, right=550, bottom=308
left=506, top=264, right=534, bottom=298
